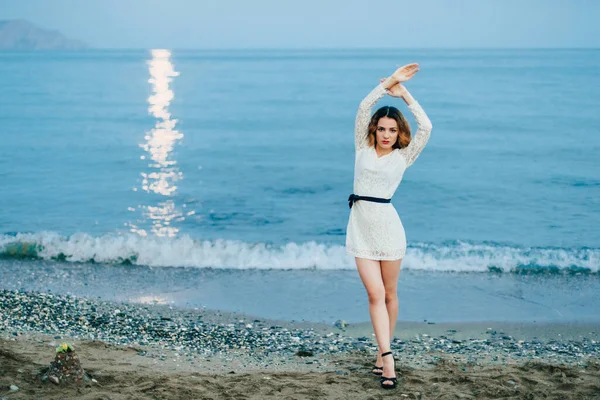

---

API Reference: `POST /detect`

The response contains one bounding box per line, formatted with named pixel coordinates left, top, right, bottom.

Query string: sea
left=1, top=49, right=599, bottom=324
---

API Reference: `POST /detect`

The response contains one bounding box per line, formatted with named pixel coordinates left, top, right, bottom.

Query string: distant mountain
left=0, top=19, right=87, bottom=50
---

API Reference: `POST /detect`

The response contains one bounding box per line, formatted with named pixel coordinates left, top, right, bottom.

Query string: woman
left=346, top=63, right=432, bottom=389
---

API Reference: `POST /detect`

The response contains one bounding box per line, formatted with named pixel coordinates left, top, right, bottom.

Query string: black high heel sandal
left=379, top=351, right=397, bottom=389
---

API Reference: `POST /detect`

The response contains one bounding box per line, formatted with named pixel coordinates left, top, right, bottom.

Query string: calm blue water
left=0, top=49, right=599, bottom=322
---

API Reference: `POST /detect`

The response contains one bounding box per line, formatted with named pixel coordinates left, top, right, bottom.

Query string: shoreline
left=3, top=260, right=600, bottom=325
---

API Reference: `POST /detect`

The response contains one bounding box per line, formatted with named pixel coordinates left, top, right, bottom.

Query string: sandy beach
left=1, top=289, right=600, bottom=399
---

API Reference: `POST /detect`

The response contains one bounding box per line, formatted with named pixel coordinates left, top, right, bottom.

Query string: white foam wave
left=1, top=232, right=598, bottom=273
left=406, top=242, right=599, bottom=273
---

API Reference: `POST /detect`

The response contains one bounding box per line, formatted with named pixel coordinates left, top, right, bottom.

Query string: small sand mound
left=43, top=345, right=88, bottom=385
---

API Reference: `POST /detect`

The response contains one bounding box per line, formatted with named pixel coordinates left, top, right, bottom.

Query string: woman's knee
left=385, top=289, right=398, bottom=304
left=367, top=288, right=385, bottom=305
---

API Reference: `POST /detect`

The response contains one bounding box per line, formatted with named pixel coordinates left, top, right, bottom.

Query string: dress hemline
left=346, top=248, right=406, bottom=261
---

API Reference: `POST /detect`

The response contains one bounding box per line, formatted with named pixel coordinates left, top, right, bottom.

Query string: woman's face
left=375, top=117, right=399, bottom=150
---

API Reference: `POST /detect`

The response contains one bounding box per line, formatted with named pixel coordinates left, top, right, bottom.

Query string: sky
left=1, top=0, right=599, bottom=49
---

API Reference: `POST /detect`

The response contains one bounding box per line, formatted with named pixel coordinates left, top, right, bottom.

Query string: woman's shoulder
left=356, top=146, right=373, bottom=155
left=396, top=148, right=409, bottom=165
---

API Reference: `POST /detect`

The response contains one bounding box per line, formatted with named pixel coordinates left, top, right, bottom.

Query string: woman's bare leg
left=377, top=258, right=402, bottom=384
left=381, top=259, right=402, bottom=341
left=355, top=258, right=391, bottom=372
left=367, top=259, right=402, bottom=367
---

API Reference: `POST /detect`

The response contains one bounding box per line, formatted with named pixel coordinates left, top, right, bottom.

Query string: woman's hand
left=380, top=79, right=408, bottom=98
left=380, top=63, right=419, bottom=90
left=391, top=63, right=419, bottom=83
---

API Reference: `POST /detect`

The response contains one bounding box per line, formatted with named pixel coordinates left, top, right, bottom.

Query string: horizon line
left=1, top=46, right=599, bottom=52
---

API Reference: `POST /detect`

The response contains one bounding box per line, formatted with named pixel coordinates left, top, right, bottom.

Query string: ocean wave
left=1, top=232, right=598, bottom=274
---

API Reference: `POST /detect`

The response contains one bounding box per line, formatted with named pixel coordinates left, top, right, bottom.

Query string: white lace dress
left=345, top=84, right=433, bottom=260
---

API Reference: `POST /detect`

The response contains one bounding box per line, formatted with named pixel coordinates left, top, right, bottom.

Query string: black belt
left=348, top=194, right=391, bottom=209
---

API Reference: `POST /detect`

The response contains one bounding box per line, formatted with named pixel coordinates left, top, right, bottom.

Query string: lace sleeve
left=400, top=101, right=433, bottom=168
left=355, top=84, right=387, bottom=151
